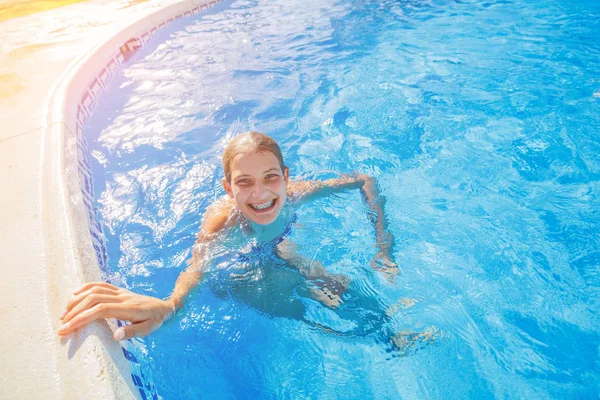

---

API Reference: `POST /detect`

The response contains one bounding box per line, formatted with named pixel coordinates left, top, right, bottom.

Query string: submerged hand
left=309, top=275, right=349, bottom=309
left=371, top=250, right=399, bottom=284
left=310, top=285, right=342, bottom=308
left=58, top=282, right=174, bottom=341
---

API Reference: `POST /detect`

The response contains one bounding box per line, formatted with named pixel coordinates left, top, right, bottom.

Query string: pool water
left=86, top=0, right=600, bottom=398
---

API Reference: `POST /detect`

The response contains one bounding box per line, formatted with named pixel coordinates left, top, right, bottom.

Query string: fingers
left=322, top=287, right=341, bottom=308
left=384, top=257, right=398, bottom=268
left=310, top=286, right=341, bottom=308
left=58, top=303, right=121, bottom=336
left=371, top=256, right=399, bottom=284
left=114, top=319, right=156, bottom=341
left=62, top=293, right=122, bottom=324
left=62, top=286, right=119, bottom=320
left=73, top=282, right=119, bottom=295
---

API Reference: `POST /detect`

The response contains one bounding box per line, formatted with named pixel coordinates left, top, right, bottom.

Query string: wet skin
left=58, top=149, right=398, bottom=340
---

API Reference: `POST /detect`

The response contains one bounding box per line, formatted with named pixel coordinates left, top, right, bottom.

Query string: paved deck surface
left=0, top=0, right=88, bottom=22
left=0, top=1, right=175, bottom=397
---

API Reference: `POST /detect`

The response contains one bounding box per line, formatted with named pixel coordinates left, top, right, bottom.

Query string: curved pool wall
left=55, top=2, right=225, bottom=399
left=0, top=0, right=219, bottom=398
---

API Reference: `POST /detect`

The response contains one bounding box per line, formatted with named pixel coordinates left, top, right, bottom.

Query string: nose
left=251, top=180, right=268, bottom=199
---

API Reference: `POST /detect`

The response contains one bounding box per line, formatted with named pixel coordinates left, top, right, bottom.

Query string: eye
left=266, top=173, right=279, bottom=179
left=236, top=178, right=250, bottom=185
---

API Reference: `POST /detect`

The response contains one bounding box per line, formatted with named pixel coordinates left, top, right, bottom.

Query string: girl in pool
left=58, top=131, right=399, bottom=342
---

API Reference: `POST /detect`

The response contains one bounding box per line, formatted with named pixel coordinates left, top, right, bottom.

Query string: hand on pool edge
left=58, top=282, right=175, bottom=341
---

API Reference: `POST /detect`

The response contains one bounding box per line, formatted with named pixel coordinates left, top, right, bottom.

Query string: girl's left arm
left=288, top=174, right=398, bottom=283
left=358, top=175, right=398, bottom=283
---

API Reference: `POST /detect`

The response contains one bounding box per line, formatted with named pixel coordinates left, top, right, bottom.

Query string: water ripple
left=86, top=0, right=600, bottom=397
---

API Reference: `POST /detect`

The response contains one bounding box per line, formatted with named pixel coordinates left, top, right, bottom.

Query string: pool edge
left=42, top=0, right=221, bottom=398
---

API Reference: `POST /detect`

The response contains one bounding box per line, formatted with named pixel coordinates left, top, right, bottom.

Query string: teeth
left=251, top=199, right=274, bottom=210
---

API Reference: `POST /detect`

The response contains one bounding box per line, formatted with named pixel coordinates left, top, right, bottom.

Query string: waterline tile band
left=44, top=0, right=222, bottom=398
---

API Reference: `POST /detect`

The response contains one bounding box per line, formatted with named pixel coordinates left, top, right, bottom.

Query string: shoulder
left=197, top=196, right=237, bottom=241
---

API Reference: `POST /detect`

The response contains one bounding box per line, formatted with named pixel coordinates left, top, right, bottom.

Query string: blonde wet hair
left=222, top=131, right=286, bottom=182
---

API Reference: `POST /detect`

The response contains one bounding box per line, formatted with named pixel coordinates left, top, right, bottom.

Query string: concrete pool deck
left=0, top=0, right=87, bottom=22
left=0, top=0, right=212, bottom=397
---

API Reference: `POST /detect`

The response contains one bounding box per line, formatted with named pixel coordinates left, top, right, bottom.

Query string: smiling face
left=222, top=150, right=289, bottom=225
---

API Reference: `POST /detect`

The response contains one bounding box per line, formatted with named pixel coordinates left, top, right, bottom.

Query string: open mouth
left=248, top=198, right=277, bottom=213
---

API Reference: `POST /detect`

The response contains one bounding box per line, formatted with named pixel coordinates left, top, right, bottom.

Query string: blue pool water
left=86, top=0, right=600, bottom=398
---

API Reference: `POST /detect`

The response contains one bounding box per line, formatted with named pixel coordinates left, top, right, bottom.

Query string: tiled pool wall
left=63, top=1, right=222, bottom=398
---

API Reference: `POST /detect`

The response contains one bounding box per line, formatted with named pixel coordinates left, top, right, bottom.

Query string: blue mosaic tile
left=70, top=4, right=223, bottom=399
left=76, top=142, right=91, bottom=167
left=131, top=373, right=143, bottom=388
left=139, top=388, right=148, bottom=400
left=122, top=348, right=139, bottom=364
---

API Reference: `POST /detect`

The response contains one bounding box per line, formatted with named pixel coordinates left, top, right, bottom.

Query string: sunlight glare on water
left=86, top=0, right=600, bottom=398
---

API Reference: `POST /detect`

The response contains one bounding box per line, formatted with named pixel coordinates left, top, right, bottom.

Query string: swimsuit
left=236, top=204, right=298, bottom=263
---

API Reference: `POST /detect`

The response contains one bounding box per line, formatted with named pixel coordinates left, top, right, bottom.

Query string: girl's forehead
left=230, top=150, right=281, bottom=175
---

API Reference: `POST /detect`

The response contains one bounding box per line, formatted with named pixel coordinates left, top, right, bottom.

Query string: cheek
left=270, top=179, right=286, bottom=191
left=274, top=182, right=288, bottom=199
left=231, top=187, right=247, bottom=202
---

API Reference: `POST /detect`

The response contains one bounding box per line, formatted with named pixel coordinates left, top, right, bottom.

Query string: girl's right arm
left=168, top=197, right=236, bottom=312
left=58, top=197, right=235, bottom=341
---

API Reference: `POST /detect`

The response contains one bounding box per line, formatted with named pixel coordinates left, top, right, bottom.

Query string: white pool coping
left=0, top=0, right=219, bottom=398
